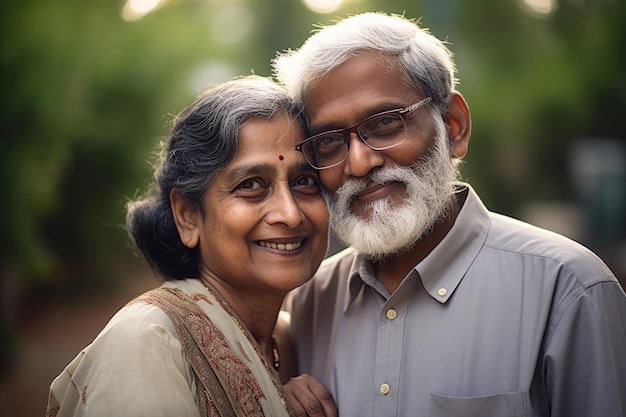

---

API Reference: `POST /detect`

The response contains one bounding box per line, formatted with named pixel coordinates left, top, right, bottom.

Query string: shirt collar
left=343, top=251, right=375, bottom=312
left=344, top=183, right=490, bottom=310
left=416, top=184, right=489, bottom=303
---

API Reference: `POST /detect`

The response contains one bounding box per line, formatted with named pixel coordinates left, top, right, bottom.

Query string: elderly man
left=273, top=12, right=626, bottom=417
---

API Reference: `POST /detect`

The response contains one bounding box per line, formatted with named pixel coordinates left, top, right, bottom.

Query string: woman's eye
left=295, top=176, right=316, bottom=186
left=236, top=178, right=265, bottom=192
left=239, top=179, right=257, bottom=189
left=293, top=175, right=321, bottom=195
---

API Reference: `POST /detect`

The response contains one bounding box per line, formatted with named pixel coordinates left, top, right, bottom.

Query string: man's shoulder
left=487, top=211, right=592, bottom=257
left=485, top=212, right=615, bottom=287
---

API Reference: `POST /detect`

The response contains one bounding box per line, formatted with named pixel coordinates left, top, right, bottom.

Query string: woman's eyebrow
left=292, top=160, right=317, bottom=173
left=225, top=164, right=274, bottom=181
left=227, top=161, right=318, bottom=183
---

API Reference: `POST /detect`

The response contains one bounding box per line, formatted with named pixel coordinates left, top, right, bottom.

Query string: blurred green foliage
left=1, top=0, right=624, bottom=313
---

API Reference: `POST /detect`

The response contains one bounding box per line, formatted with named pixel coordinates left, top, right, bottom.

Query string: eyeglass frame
left=295, top=96, right=432, bottom=170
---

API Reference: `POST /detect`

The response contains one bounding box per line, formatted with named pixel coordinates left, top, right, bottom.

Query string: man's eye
left=365, top=113, right=404, bottom=135
left=319, top=135, right=339, bottom=146
left=314, top=134, right=344, bottom=156
left=378, top=116, right=396, bottom=126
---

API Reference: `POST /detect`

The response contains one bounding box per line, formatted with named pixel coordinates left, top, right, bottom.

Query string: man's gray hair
left=272, top=12, right=458, bottom=113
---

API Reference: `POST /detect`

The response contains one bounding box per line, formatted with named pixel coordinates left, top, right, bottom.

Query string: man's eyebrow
left=306, top=103, right=406, bottom=135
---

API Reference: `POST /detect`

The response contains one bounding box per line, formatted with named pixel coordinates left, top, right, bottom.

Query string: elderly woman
left=46, top=76, right=329, bottom=417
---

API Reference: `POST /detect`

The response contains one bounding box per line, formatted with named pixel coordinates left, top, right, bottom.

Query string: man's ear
left=170, top=189, right=200, bottom=249
left=445, top=91, right=471, bottom=160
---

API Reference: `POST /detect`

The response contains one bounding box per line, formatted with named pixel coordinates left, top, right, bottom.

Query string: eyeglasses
left=295, top=97, right=432, bottom=169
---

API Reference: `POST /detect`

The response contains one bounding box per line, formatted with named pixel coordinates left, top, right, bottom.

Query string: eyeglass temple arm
left=400, top=96, right=432, bottom=114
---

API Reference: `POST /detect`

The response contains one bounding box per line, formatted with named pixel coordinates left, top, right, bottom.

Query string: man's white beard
left=326, top=114, right=459, bottom=261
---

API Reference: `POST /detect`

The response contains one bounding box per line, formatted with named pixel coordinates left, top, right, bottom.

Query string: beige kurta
left=47, top=278, right=293, bottom=417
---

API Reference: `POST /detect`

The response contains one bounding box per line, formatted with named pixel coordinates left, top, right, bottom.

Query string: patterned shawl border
left=132, top=287, right=270, bottom=416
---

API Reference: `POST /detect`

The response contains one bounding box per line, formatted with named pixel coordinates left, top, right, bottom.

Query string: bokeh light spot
left=519, top=0, right=558, bottom=17
left=302, top=0, right=343, bottom=14
left=121, top=0, right=164, bottom=21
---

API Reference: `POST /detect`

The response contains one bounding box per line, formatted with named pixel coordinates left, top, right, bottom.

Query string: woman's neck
left=200, top=277, right=283, bottom=363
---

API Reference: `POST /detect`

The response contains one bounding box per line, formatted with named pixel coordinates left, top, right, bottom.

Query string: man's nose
left=343, top=133, right=385, bottom=178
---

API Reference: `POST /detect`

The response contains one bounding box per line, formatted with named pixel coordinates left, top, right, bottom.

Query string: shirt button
left=386, top=308, right=397, bottom=320
left=438, top=287, right=447, bottom=297
left=380, top=383, right=390, bottom=395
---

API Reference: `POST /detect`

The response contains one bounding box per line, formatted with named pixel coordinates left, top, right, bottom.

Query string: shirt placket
left=372, top=295, right=407, bottom=416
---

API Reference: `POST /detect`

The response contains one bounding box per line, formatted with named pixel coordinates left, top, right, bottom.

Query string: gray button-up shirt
left=285, top=184, right=626, bottom=417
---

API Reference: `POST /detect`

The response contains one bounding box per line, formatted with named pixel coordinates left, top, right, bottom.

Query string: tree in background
left=1, top=0, right=624, bottom=373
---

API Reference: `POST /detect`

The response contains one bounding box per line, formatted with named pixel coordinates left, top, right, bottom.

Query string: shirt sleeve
left=48, top=303, right=201, bottom=417
left=539, top=280, right=626, bottom=416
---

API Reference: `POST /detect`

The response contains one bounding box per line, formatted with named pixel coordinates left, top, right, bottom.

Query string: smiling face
left=173, top=113, right=329, bottom=299
left=305, top=53, right=439, bottom=211
left=303, top=52, right=470, bottom=258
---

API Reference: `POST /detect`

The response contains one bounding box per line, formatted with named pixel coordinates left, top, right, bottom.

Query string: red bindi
left=279, top=155, right=284, bottom=160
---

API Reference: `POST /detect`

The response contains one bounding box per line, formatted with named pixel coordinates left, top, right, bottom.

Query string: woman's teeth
left=258, top=240, right=302, bottom=250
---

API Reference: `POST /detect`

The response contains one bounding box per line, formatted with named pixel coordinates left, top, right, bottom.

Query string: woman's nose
left=265, top=186, right=305, bottom=228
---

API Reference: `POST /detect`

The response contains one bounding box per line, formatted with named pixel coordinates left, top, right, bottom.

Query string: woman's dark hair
left=126, top=75, right=298, bottom=280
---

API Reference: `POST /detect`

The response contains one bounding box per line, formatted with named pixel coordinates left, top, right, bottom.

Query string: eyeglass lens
left=303, top=111, right=407, bottom=169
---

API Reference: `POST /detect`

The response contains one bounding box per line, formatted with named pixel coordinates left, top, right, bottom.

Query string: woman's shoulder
left=48, top=296, right=198, bottom=417
left=100, top=298, right=176, bottom=337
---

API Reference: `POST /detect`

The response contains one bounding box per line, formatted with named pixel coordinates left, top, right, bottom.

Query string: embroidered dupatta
left=133, top=285, right=294, bottom=417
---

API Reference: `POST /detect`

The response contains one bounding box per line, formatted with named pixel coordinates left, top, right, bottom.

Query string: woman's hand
left=284, top=374, right=338, bottom=417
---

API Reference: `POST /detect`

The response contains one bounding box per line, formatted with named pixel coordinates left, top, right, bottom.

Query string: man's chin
left=360, top=242, right=415, bottom=262
left=333, top=199, right=446, bottom=261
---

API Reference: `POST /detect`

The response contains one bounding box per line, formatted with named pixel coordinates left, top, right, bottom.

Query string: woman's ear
left=170, top=189, right=200, bottom=249
left=445, top=91, right=471, bottom=160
